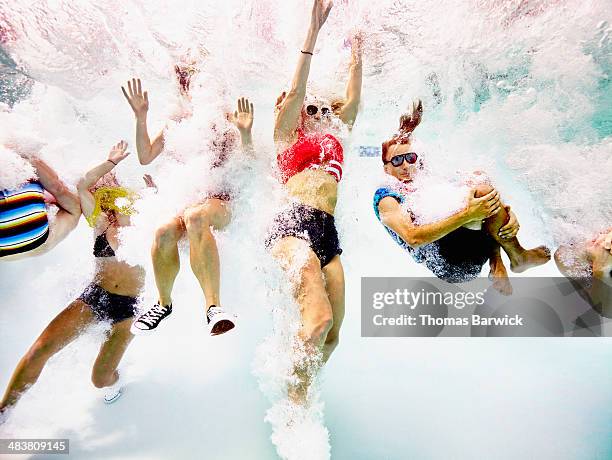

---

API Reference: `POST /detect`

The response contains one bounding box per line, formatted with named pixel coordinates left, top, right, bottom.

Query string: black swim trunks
left=78, top=283, right=138, bottom=324
left=266, top=203, right=342, bottom=267
left=420, top=227, right=496, bottom=283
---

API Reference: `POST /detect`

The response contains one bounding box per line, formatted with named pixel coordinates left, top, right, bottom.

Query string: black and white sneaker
left=130, top=303, right=172, bottom=335
left=206, top=305, right=236, bottom=336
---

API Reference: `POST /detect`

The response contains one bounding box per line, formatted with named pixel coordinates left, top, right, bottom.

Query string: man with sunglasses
left=373, top=102, right=551, bottom=291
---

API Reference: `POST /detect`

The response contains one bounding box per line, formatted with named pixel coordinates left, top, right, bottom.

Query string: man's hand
left=465, top=188, right=501, bottom=222
left=122, top=78, right=149, bottom=119
left=498, top=206, right=519, bottom=239
left=231, top=97, right=254, bottom=134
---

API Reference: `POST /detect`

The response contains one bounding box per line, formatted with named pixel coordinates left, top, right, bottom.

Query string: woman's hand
left=121, top=78, right=149, bottom=119
left=310, top=0, right=333, bottom=33
left=498, top=206, right=519, bottom=239
left=231, top=97, right=254, bottom=134
left=108, top=140, right=130, bottom=164
left=465, top=188, right=501, bottom=222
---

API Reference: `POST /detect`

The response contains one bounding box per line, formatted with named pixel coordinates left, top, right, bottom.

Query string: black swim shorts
left=78, top=283, right=138, bottom=324
left=266, top=203, right=342, bottom=268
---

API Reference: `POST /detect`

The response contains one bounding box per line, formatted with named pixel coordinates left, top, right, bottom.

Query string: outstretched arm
left=230, top=97, right=255, bottom=155
left=378, top=188, right=501, bottom=247
left=337, top=32, right=363, bottom=128
left=27, top=157, right=81, bottom=217
left=122, top=78, right=164, bottom=165
left=274, top=0, right=333, bottom=141
left=77, top=141, right=129, bottom=221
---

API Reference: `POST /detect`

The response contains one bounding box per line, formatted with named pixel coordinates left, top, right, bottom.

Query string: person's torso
left=277, top=130, right=344, bottom=215
left=93, top=217, right=144, bottom=296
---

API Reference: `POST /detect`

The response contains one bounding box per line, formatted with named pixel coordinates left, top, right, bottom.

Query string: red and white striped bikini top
left=277, top=129, right=344, bottom=184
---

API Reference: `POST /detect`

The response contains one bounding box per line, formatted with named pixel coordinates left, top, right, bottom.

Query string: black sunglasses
left=306, top=104, right=331, bottom=116
left=385, top=152, right=418, bottom=167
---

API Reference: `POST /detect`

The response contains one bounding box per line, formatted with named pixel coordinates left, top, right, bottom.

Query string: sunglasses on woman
left=306, top=104, right=331, bottom=116
left=384, top=152, right=418, bottom=167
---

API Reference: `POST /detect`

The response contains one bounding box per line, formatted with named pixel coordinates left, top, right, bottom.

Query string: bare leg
left=152, top=217, right=185, bottom=307
left=321, top=255, right=345, bottom=363
left=0, top=300, right=95, bottom=411
left=474, top=183, right=550, bottom=272
left=272, top=237, right=334, bottom=404
left=91, top=318, right=134, bottom=388
left=183, top=199, right=231, bottom=313
left=488, top=245, right=513, bottom=295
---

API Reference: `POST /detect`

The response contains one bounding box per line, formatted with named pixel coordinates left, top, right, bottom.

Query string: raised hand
left=121, top=78, right=149, bottom=119
left=310, top=0, right=333, bottom=33
left=231, top=97, right=254, bottom=133
left=108, top=140, right=130, bottom=164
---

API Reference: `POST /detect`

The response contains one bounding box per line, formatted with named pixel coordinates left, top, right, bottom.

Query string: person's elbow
left=138, top=153, right=153, bottom=166
left=400, top=229, right=426, bottom=248
left=76, top=177, right=89, bottom=192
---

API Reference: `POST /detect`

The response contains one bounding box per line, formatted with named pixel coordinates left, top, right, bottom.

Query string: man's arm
left=378, top=188, right=501, bottom=247
left=122, top=78, right=164, bottom=165
left=379, top=197, right=470, bottom=247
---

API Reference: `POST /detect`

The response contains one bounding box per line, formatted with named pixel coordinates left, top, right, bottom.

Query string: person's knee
left=473, top=182, right=494, bottom=198
left=153, top=223, right=182, bottom=250
left=324, top=329, right=340, bottom=350
left=184, top=208, right=212, bottom=236
left=303, top=308, right=334, bottom=344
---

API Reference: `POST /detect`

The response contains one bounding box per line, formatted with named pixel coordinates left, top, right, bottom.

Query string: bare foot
left=510, top=245, right=551, bottom=273
left=489, top=259, right=513, bottom=295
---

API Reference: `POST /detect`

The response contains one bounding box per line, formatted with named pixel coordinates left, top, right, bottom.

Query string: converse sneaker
left=130, top=303, right=172, bottom=334
left=206, top=305, right=236, bottom=336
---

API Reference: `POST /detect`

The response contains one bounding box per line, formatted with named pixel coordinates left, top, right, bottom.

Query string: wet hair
left=381, top=100, right=423, bottom=162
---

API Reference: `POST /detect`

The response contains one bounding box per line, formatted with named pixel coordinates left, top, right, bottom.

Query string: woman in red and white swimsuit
left=267, top=0, right=362, bottom=402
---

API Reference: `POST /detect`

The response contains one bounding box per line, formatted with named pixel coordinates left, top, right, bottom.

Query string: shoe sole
left=104, top=390, right=122, bottom=404
left=210, top=319, right=236, bottom=336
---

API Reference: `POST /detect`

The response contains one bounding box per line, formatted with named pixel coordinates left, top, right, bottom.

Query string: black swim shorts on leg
left=78, top=283, right=138, bottom=324
left=265, top=203, right=342, bottom=268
